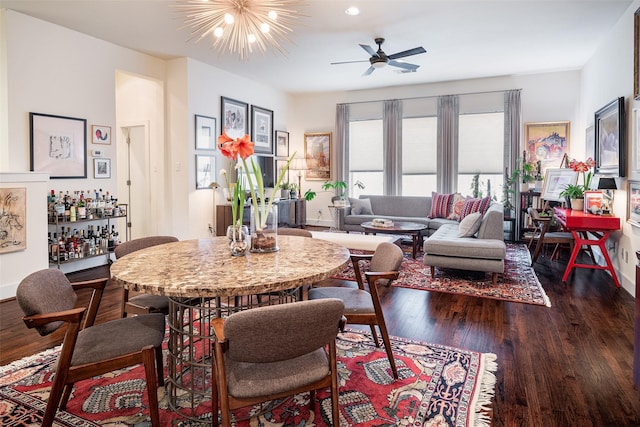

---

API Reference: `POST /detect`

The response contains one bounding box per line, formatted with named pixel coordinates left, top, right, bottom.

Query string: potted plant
left=279, top=182, right=291, bottom=199
left=322, top=180, right=348, bottom=206
left=559, top=184, right=584, bottom=211
left=289, top=183, right=298, bottom=199
left=501, top=167, right=519, bottom=216
left=520, top=159, right=536, bottom=191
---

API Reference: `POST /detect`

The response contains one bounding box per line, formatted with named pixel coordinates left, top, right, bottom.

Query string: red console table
left=553, top=207, right=621, bottom=287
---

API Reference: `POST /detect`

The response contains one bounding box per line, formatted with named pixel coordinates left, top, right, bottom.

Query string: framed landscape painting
left=524, top=121, right=569, bottom=175
left=304, top=132, right=331, bottom=180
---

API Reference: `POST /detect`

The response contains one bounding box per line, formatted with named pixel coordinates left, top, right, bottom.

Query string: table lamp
left=289, top=157, right=307, bottom=199
left=597, top=177, right=617, bottom=215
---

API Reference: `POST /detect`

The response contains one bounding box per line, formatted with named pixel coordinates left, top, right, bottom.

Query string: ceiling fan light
left=224, top=13, right=234, bottom=24
left=213, top=27, right=224, bottom=37
left=345, top=7, right=360, bottom=16
left=372, top=61, right=386, bottom=69
left=268, top=10, right=278, bottom=20
left=260, top=23, right=270, bottom=33
left=248, top=33, right=257, bottom=43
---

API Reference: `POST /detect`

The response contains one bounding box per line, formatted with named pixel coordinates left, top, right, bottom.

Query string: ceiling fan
left=331, top=37, right=426, bottom=76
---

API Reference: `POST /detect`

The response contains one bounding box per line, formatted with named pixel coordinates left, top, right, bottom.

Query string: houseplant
left=559, top=157, right=595, bottom=211
left=322, top=180, right=348, bottom=206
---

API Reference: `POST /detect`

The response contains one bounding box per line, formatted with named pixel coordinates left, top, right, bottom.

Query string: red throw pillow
left=459, top=196, right=491, bottom=221
left=428, top=192, right=455, bottom=219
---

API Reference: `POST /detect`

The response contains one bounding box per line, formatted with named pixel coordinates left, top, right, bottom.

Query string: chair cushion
left=458, top=212, right=483, bottom=237
left=71, top=313, right=165, bottom=366
left=349, top=197, right=373, bottom=215
left=308, top=287, right=375, bottom=314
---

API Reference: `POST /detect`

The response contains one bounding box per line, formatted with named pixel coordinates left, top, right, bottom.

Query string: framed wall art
left=195, top=114, right=216, bottom=150
left=30, top=112, right=87, bottom=179
left=196, top=154, right=216, bottom=190
left=0, top=187, right=26, bottom=254
left=304, top=132, right=331, bottom=180
left=220, top=96, right=248, bottom=140
left=276, top=130, right=289, bottom=157
left=524, top=121, right=570, bottom=175
left=594, top=97, right=625, bottom=177
left=633, top=108, right=640, bottom=174
left=540, top=168, right=578, bottom=202
left=251, top=105, right=273, bottom=154
left=628, top=180, right=640, bottom=228
left=635, top=7, right=640, bottom=100
left=93, top=158, right=111, bottom=179
left=91, top=125, right=111, bottom=145
left=275, top=158, right=290, bottom=184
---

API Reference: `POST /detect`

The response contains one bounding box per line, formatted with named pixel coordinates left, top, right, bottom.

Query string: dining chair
left=211, top=298, right=345, bottom=427
left=277, top=227, right=313, bottom=237
left=308, top=242, right=403, bottom=379
left=16, top=268, right=165, bottom=427
left=115, top=235, right=178, bottom=317
left=528, top=207, right=574, bottom=265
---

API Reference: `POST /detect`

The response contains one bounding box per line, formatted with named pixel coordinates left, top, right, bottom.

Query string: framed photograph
left=628, top=180, right=640, bottom=228
left=0, top=187, right=26, bottom=254
left=276, top=130, right=289, bottom=157
left=275, top=158, right=290, bottom=184
left=524, top=121, right=570, bottom=175
left=196, top=154, right=216, bottom=190
left=635, top=7, right=640, bottom=100
left=195, top=114, right=216, bottom=150
left=221, top=96, right=248, bottom=140
left=583, top=191, right=603, bottom=214
left=92, top=125, right=111, bottom=145
left=93, top=158, right=111, bottom=179
left=304, top=132, right=331, bottom=180
left=540, top=168, right=578, bottom=202
left=29, top=112, right=87, bottom=179
left=633, top=108, right=640, bottom=174
left=595, top=97, right=625, bottom=177
left=251, top=105, right=274, bottom=154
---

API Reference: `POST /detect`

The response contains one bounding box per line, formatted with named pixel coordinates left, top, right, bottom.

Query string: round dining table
left=110, top=235, right=350, bottom=422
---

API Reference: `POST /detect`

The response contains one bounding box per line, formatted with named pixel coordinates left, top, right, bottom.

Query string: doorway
left=121, top=124, right=151, bottom=240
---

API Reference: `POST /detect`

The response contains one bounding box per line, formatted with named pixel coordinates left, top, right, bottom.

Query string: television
left=239, top=155, right=275, bottom=193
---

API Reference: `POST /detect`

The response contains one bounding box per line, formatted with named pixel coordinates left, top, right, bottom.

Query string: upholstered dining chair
left=16, top=268, right=165, bottom=427
left=277, top=227, right=313, bottom=237
left=115, top=235, right=178, bottom=317
left=527, top=207, right=575, bottom=265
left=308, top=242, right=403, bottom=379
left=211, top=298, right=345, bottom=427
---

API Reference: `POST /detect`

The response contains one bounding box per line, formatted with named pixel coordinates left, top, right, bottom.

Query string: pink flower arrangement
left=568, top=157, right=596, bottom=192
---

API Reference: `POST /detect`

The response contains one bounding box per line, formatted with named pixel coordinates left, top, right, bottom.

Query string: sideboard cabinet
left=215, top=199, right=306, bottom=236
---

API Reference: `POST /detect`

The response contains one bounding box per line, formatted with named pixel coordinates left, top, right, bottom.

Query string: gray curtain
left=504, top=89, right=521, bottom=237
left=334, top=104, right=349, bottom=183
left=437, top=95, right=459, bottom=193
left=383, top=100, right=402, bottom=195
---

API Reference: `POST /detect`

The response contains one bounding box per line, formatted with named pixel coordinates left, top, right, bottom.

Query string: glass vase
left=227, top=225, right=248, bottom=257
left=250, top=203, right=279, bottom=253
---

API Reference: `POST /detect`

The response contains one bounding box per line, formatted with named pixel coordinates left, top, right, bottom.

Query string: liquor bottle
left=69, top=199, right=77, bottom=222
left=64, top=192, right=71, bottom=221
left=50, top=232, right=58, bottom=262
left=58, top=234, right=67, bottom=261
left=77, top=192, right=86, bottom=219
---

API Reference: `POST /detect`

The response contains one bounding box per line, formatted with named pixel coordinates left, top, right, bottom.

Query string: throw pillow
left=447, top=193, right=466, bottom=220
left=349, top=198, right=373, bottom=215
left=459, top=196, right=491, bottom=220
left=457, top=212, right=483, bottom=237
left=428, top=192, right=455, bottom=219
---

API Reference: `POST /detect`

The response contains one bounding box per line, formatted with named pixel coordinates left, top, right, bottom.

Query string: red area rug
left=0, top=329, right=497, bottom=426
left=333, top=243, right=551, bottom=307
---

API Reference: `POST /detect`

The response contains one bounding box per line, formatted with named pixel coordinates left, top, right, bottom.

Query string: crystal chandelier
left=175, top=0, right=304, bottom=59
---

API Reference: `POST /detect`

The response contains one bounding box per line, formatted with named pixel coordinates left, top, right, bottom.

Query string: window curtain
left=334, top=103, right=349, bottom=183
left=437, top=95, right=459, bottom=193
left=504, top=89, right=521, bottom=236
left=383, top=100, right=402, bottom=195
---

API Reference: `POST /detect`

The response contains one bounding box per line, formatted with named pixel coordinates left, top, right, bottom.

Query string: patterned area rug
left=0, top=329, right=497, bottom=426
left=333, top=243, right=551, bottom=307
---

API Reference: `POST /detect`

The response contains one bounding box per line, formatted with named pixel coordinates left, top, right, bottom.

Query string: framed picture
left=196, top=154, right=216, bottom=190
left=635, top=7, right=640, bottom=100
left=93, top=158, right=111, bottom=179
left=92, top=125, right=111, bottom=145
left=304, top=132, right=331, bottom=180
left=0, top=187, right=27, bottom=254
left=585, top=125, right=595, bottom=160
left=220, top=96, right=248, bottom=140
left=276, top=130, right=289, bottom=157
left=275, top=158, right=290, bottom=184
left=251, top=105, right=274, bottom=154
left=29, top=112, right=87, bottom=179
left=524, top=121, right=570, bottom=175
left=633, top=108, right=640, bottom=174
left=595, top=97, right=625, bottom=177
left=583, top=191, right=603, bottom=214
left=195, top=114, right=216, bottom=150
left=540, top=168, right=578, bottom=202
left=628, top=180, right=640, bottom=228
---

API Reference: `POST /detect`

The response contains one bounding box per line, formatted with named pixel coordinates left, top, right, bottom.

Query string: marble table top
left=110, top=235, right=351, bottom=298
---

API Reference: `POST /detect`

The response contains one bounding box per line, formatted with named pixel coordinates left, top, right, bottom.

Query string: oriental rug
left=333, top=243, right=551, bottom=307
left=0, top=329, right=497, bottom=427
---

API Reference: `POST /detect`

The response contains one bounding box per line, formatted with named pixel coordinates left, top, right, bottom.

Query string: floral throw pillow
left=459, top=196, right=491, bottom=221
left=428, top=192, right=455, bottom=219
left=447, top=193, right=466, bottom=221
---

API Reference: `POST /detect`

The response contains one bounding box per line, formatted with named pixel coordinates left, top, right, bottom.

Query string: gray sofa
left=338, top=195, right=457, bottom=237
left=422, top=203, right=506, bottom=285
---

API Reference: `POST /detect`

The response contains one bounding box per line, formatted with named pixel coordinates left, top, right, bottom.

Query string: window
left=402, top=116, right=437, bottom=196
left=349, top=119, right=383, bottom=196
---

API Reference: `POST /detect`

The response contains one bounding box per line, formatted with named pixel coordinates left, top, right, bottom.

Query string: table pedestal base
left=562, top=230, right=620, bottom=288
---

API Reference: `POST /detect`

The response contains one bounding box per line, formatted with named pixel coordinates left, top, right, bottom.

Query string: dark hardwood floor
left=1, top=245, right=639, bottom=426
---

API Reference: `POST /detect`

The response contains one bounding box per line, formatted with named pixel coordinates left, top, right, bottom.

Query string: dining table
left=110, top=235, right=351, bottom=422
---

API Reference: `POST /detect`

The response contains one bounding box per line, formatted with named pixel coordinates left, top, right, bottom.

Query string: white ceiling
left=0, top=0, right=633, bottom=93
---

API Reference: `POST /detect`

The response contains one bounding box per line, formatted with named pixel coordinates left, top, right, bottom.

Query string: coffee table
left=361, top=221, right=427, bottom=259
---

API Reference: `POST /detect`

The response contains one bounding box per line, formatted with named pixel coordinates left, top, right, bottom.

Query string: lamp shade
left=597, top=177, right=617, bottom=190
left=289, top=158, right=307, bottom=171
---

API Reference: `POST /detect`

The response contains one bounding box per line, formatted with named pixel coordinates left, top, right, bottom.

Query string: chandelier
left=175, top=0, right=304, bottom=59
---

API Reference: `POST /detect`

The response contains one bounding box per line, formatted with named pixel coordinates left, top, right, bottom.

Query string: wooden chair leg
left=330, top=342, right=341, bottom=427
left=121, top=288, right=130, bottom=318
left=369, top=325, right=380, bottom=347
left=154, top=345, right=164, bottom=387
left=375, top=315, right=398, bottom=379
left=42, top=374, right=67, bottom=427
left=430, top=266, right=435, bottom=277
left=59, top=384, right=73, bottom=410
left=141, top=346, right=160, bottom=427
left=491, top=273, right=498, bottom=287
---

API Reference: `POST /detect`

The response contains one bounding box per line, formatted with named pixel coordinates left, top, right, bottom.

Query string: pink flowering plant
left=560, top=157, right=596, bottom=199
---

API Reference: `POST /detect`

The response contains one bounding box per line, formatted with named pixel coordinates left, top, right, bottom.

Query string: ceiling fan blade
left=359, top=44, right=378, bottom=57
left=362, top=66, right=375, bottom=76
left=388, top=46, right=426, bottom=60
left=388, top=60, right=420, bottom=71
left=330, top=60, right=370, bottom=65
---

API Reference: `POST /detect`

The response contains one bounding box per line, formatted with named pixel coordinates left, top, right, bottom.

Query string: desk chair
left=115, top=236, right=179, bottom=317
left=308, top=242, right=403, bottom=379
left=528, top=208, right=574, bottom=265
left=211, top=298, right=345, bottom=427
left=16, top=269, right=165, bottom=427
